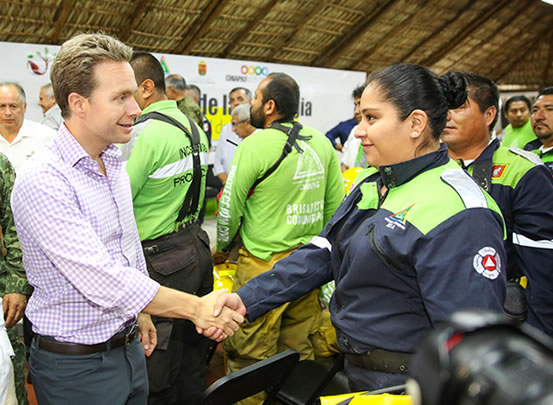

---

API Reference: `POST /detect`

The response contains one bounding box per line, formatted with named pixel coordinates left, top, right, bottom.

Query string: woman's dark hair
left=366, top=64, right=467, bottom=140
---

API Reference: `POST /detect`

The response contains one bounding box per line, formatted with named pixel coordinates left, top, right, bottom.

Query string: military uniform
left=236, top=145, right=506, bottom=391
left=0, top=153, right=31, bottom=405
left=176, top=96, right=203, bottom=129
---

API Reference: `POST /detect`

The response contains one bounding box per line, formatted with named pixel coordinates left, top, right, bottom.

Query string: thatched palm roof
left=1, top=0, right=552, bottom=89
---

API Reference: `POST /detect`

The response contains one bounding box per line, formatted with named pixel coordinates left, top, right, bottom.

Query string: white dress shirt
left=0, top=119, right=56, bottom=173
left=213, top=123, right=242, bottom=176
left=40, top=104, right=63, bottom=131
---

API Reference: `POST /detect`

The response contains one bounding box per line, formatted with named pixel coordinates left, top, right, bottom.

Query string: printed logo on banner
left=240, top=65, right=269, bottom=76
left=198, top=61, right=207, bottom=76
left=27, top=47, right=56, bottom=76
left=160, top=56, right=171, bottom=75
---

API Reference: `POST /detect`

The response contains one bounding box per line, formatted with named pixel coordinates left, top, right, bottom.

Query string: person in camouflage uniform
left=164, top=73, right=203, bottom=128
left=0, top=152, right=31, bottom=405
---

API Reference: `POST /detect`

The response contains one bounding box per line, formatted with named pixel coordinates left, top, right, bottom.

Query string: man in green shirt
left=127, top=52, right=212, bottom=405
left=502, top=95, right=536, bottom=149
left=165, top=73, right=203, bottom=129
left=216, top=72, right=344, bottom=404
left=525, top=87, right=553, bottom=174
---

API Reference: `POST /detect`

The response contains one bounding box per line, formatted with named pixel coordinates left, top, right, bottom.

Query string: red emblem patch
left=492, top=165, right=507, bottom=179
left=482, top=255, right=497, bottom=271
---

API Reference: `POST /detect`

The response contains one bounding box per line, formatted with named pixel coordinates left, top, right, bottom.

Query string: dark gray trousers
left=30, top=335, right=148, bottom=405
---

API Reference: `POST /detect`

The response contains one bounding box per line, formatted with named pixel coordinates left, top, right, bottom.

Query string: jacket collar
left=379, top=143, right=450, bottom=188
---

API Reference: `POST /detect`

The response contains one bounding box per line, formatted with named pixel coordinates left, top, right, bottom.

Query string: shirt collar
left=55, top=124, right=122, bottom=173
left=379, top=143, right=450, bottom=188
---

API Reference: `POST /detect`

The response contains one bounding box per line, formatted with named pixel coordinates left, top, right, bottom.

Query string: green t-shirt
left=502, top=120, right=536, bottom=149
left=126, top=100, right=209, bottom=241
left=216, top=123, right=344, bottom=260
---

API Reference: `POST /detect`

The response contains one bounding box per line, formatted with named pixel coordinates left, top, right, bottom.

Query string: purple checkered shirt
left=11, top=125, right=160, bottom=344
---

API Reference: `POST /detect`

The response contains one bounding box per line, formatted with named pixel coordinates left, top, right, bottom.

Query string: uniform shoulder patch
left=440, top=168, right=488, bottom=209
left=509, top=146, right=544, bottom=166
left=473, top=246, right=502, bottom=280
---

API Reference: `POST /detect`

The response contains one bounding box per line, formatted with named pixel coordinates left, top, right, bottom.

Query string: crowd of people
left=0, top=31, right=551, bottom=405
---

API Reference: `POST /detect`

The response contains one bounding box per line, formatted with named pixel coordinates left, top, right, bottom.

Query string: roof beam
left=266, top=1, right=328, bottom=63
left=438, top=0, right=534, bottom=74
left=400, top=0, right=476, bottom=64
left=348, top=2, right=427, bottom=70
left=472, top=12, right=546, bottom=75
left=118, top=0, right=151, bottom=43
left=494, top=20, right=553, bottom=83
left=172, top=0, right=226, bottom=55
left=220, top=0, right=278, bottom=58
left=420, top=0, right=511, bottom=67
left=51, top=0, right=74, bottom=43
left=542, top=30, right=553, bottom=86
left=314, top=0, right=396, bottom=68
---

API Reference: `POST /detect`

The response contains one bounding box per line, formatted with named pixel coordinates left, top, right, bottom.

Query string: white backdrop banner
left=0, top=41, right=366, bottom=140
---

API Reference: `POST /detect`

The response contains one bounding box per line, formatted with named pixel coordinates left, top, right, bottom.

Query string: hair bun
left=439, top=72, right=467, bottom=109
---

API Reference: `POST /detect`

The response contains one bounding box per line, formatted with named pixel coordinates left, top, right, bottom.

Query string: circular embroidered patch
left=473, top=247, right=501, bottom=280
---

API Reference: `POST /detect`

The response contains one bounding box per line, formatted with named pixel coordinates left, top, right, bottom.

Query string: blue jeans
left=30, top=335, right=148, bottom=405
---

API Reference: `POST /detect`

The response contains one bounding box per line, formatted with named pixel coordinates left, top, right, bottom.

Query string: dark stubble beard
left=250, top=104, right=266, bottom=129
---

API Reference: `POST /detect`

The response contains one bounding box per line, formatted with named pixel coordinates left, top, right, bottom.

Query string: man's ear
left=484, top=105, right=497, bottom=128
left=408, top=109, right=428, bottom=139
left=67, top=92, right=87, bottom=118
left=264, top=99, right=276, bottom=116
left=140, top=79, right=155, bottom=99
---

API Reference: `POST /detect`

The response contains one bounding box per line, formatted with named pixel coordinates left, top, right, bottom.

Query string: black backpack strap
left=251, top=121, right=307, bottom=189
left=472, top=158, right=492, bottom=192
left=134, top=111, right=203, bottom=222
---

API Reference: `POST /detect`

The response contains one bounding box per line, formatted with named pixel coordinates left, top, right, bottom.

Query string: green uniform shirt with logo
left=216, top=123, right=344, bottom=261
left=502, top=120, right=536, bottom=149
left=126, top=100, right=209, bottom=241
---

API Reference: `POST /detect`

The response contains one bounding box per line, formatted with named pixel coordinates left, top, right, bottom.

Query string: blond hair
left=50, top=33, right=132, bottom=118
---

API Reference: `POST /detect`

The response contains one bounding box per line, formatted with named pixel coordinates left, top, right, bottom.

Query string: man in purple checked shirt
left=10, top=33, right=244, bottom=405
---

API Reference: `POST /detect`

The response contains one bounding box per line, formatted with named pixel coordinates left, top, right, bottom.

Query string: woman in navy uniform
left=215, top=64, right=507, bottom=391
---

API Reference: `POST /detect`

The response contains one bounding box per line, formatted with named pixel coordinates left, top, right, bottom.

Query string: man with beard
left=524, top=87, right=553, bottom=174
left=441, top=72, right=553, bottom=338
left=216, top=72, right=343, bottom=405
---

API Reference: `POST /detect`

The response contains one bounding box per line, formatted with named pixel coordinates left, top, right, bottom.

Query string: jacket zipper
left=367, top=223, right=402, bottom=271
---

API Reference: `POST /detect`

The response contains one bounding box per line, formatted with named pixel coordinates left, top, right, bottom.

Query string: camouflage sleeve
left=177, top=97, right=204, bottom=128
left=0, top=156, right=31, bottom=296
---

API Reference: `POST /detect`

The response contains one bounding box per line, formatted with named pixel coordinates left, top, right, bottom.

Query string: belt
left=346, top=349, right=412, bottom=374
left=37, top=324, right=138, bottom=355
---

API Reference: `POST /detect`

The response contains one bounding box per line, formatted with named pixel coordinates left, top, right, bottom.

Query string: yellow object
left=519, top=276, right=527, bottom=289
left=213, top=262, right=236, bottom=291
left=343, top=167, right=362, bottom=194
left=321, top=393, right=412, bottom=405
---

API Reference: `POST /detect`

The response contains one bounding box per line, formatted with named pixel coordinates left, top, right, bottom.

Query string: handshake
left=195, top=290, right=247, bottom=342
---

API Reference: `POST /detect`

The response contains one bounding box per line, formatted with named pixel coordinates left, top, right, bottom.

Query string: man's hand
left=193, top=290, right=244, bottom=342
left=213, top=292, right=247, bottom=317
left=3, top=293, right=26, bottom=328
left=196, top=292, right=248, bottom=341
left=137, top=313, right=157, bottom=357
